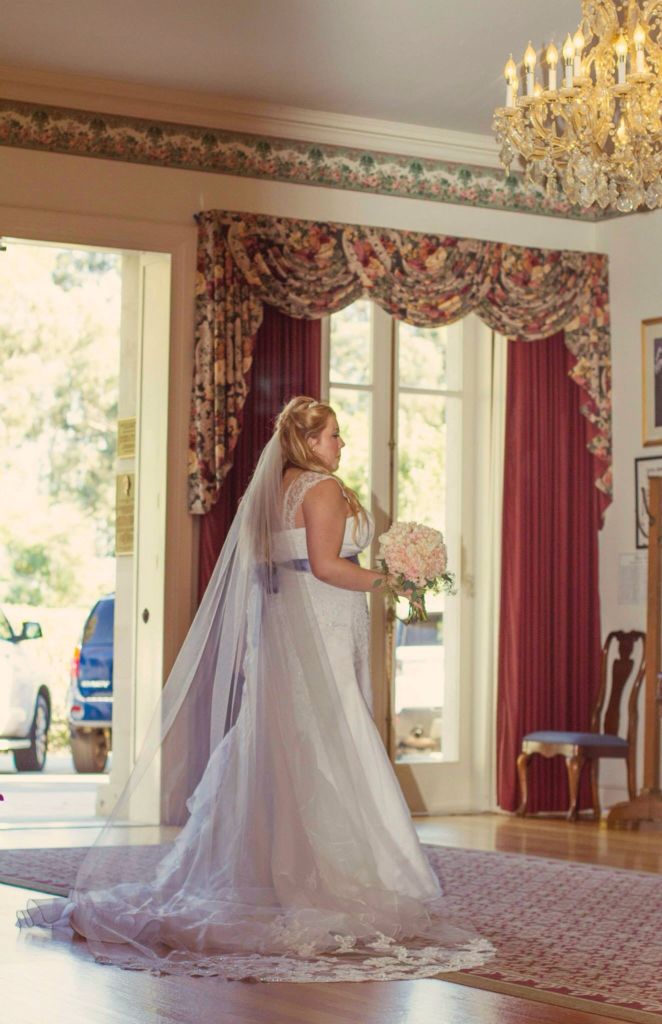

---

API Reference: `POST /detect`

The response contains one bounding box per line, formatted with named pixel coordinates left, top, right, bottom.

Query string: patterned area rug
left=427, top=847, right=662, bottom=1024
left=2, top=844, right=661, bottom=1022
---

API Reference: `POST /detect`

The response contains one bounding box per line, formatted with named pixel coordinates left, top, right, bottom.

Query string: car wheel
left=71, top=729, right=109, bottom=773
left=13, top=694, right=49, bottom=772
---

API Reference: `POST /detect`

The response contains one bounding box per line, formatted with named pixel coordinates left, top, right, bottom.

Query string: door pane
left=329, top=301, right=371, bottom=385
left=397, top=393, right=446, bottom=530
left=328, top=299, right=372, bottom=511
left=398, top=322, right=461, bottom=391
left=394, top=330, right=462, bottom=764
left=329, top=387, right=371, bottom=508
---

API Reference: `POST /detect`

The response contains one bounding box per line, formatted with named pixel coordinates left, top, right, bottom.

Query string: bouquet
left=377, top=521, right=456, bottom=623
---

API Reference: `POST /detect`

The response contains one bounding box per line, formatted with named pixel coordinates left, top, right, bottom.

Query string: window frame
left=323, top=305, right=466, bottom=764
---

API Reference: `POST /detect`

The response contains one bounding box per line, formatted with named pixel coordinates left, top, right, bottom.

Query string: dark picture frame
left=641, top=317, right=662, bottom=445
left=635, top=455, right=662, bottom=549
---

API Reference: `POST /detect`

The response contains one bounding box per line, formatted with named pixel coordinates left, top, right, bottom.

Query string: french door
left=322, top=303, right=496, bottom=813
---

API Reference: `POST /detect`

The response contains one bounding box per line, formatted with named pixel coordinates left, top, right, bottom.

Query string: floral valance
left=190, top=211, right=611, bottom=515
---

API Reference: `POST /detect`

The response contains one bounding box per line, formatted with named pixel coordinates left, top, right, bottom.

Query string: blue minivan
left=67, top=594, right=113, bottom=773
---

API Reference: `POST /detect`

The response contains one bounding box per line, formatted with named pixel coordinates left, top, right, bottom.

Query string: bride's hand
left=393, top=580, right=425, bottom=618
left=378, top=574, right=420, bottom=604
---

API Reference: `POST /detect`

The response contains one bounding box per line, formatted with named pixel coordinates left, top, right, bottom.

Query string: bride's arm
left=302, top=479, right=385, bottom=593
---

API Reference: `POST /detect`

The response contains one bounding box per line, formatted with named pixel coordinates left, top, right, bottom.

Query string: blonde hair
left=275, top=396, right=367, bottom=530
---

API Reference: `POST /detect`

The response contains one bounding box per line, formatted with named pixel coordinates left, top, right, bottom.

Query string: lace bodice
left=279, top=471, right=373, bottom=557
left=282, top=471, right=346, bottom=530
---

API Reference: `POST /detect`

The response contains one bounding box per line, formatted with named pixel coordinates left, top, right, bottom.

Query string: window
left=326, top=303, right=464, bottom=764
left=328, top=302, right=372, bottom=507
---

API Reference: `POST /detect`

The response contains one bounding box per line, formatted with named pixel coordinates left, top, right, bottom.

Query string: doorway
left=323, top=306, right=501, bottom=814
left=0, top=238, right=172, bottom=830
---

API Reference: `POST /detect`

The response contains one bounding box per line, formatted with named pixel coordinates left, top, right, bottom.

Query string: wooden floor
left=2, top=812, right=660, bottom=1024
left=417, top=810, right=662, bottom=873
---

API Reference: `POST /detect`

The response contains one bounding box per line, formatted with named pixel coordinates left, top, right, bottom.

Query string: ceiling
left=3, top=0, right=585, bottom=135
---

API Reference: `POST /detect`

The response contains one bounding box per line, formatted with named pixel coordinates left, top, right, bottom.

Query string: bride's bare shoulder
left=301, top=476, right=350, bottom=517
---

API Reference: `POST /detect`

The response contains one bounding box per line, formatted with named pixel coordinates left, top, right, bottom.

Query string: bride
left=20, top=396, right=493, bottom=981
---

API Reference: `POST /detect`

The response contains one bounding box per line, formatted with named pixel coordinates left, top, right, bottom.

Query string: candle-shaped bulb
left=504, top=54, right=517, bottom=82
left=616, top=117, right=628, bottom=146
left=523, top=41, right=536, bottom=96
left=572, top=26, right=585, bottom=76
left=546, top=41, right=559, bottom=90
left=614, top=32, right=628, bottom=60
left=614, top=32, right=628, bottom=83
left=562, top=33, right=574, bottom=87
left=573, top=27, right=585, bottom=56
left=633, top=20, right=646, bottom=72
left=504, top=54, right=518, bottom=107
left=524, top=41, right=537, bottom=71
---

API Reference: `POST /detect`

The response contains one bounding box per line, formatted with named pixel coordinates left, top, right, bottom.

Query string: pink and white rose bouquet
left=377, top=521, right=456, bottom=622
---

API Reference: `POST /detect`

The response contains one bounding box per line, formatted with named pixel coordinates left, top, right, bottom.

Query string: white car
left=0, top=607, right=51, bottom=771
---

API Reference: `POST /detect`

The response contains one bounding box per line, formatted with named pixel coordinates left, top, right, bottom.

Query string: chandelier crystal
left=493, top=1, right=662, bottom=212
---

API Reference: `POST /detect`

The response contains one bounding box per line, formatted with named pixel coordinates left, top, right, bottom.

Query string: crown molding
left=0, top=64, right=615, bottom=221
left=0, top=63, right=500, bottom=168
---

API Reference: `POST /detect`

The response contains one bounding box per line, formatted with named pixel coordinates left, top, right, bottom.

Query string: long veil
left=18, top=433, right=493, bottom=981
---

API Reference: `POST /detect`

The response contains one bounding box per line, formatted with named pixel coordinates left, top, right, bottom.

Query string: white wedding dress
left=19, top=466, right=493, bottom=981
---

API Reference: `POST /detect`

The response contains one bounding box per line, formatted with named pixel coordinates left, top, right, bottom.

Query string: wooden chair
left=516, top=630, right=646, bottom=821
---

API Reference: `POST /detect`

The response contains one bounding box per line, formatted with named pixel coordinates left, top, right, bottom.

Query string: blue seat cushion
left=523, top=731, right=627, bottom=749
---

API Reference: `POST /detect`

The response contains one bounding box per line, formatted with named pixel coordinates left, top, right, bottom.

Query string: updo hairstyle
left=275, top=396, right=366, bottom=528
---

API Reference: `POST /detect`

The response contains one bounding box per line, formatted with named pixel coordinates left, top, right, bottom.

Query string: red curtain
left=198, top=306, right=321, bottom=600
left=497, top=331, right=602, bottom=813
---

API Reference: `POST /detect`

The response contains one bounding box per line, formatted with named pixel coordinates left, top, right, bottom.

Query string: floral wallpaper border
left=0, top=98, right=610, bottom=221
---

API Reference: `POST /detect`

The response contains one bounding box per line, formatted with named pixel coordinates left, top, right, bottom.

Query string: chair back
left=590, top=631, right=646, bottom=747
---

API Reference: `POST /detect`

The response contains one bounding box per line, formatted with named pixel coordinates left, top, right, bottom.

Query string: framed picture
left=635, top=455, right=662, bottom=548
left=641, top=317, right=662, bottom=445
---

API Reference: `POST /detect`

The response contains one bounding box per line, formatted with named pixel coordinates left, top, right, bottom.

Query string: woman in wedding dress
left=20, top=396, right=492, bottom=981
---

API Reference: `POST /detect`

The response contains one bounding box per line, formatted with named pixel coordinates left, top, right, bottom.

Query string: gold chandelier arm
left=639, top=2, right=662, bottom=73
left=495, top=0, right=662, bottom=211
left=527, top=104, right=570, bottom=162
left=581, top=0, right=620, bottom=46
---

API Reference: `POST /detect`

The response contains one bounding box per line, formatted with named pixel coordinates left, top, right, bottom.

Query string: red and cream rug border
left=1, top=843, right=660, bottom=1022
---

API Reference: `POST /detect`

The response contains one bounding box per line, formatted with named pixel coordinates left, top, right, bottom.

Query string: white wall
left=0, top=145, right=598, bottom=251
left=594, top=209, right=662, bottom=805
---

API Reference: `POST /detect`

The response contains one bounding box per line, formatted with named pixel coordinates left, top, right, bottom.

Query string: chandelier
left=493, top=1, right=662, bottom=212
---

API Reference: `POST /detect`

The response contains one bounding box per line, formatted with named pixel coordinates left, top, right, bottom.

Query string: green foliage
left=398, top=323, right=448, bottom=389
left=51, top=250, right=118, bottom=291
left=329, top=387, right=370, bottom=505
left=329, top=301, right=372, bottom=505
left=3, top=536, right=80, bottom=606
left=48, top=715, right=71, bottom=752
left=0, top=244, right=120, bottom=605
left=397, top=393, right=448, bottom=529
left=329, top=300, right=370, bottom=386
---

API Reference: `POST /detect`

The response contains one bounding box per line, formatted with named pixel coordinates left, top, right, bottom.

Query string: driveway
left=0, top=750, right=108, bottom=824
